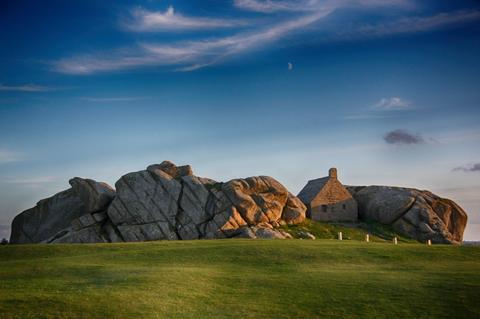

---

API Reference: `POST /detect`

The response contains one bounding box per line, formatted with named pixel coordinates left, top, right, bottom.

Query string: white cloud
left=125, top=6, right=245, bottom=31
left=374, top=97, right=411, bottom=110
left=52, top=3, right=479, bottom=75
left=0, top=149, right=21, bottom=164
left=0, top=84, right=52, bottom=92
left=54, top=9, right=333, bottom=74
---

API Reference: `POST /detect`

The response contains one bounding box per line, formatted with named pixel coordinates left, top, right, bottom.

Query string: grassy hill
left=1, top=229, right=479, bottom=319
left=280, top=219, right=414, bottom=242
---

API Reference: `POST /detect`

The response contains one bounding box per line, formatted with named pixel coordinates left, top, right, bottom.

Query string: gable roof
left=297, top=177, right=330, bottom=204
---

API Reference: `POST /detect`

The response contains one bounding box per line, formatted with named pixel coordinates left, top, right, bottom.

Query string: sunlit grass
left=1, top=239, right=479, bottom=318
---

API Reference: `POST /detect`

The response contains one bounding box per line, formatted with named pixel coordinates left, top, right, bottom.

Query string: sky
left=0, top=0, right=479, bottom=241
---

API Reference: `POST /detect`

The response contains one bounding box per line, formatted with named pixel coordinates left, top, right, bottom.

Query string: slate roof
left=297, top=176, right=330, bottom=204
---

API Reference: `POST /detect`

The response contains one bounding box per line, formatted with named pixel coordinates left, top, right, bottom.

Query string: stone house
left=297, top=168, right=358, bottom=222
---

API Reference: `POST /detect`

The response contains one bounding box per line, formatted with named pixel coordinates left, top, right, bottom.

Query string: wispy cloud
left=0, top=84, right=53, bottom=92
left=374, top=97, right=411, bottom=110
left=80, top=97, right=145, bottom=102
left=347, top=9, right=480, bottom=38
left=234, top=0, right=310, bottom=13
left=343, top=114, right=394, bottom=120
left=54, top=9, right=333, bottom=74
left=0, top=149, right=21, bottom=164
left=125, top=6, right=246, bottom=31
left=453, top=163, right=480, bottom=173
left=384, top=129, right=424, bottom=145
left=52, top=3, right=478, bottom=75
left=435, top=130, right=480, bottom=144
left=4, top=176, right=57, bottom=188
left=234, top=0, right=413, bottom=13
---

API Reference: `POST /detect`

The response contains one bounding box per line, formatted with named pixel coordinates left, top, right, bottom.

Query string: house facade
left=297, top=168, right=358, bottom=222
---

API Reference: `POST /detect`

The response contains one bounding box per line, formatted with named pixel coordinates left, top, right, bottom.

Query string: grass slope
left=1, top=239, right=479, bottom=319
left=281, top=219, right=414, bottom=242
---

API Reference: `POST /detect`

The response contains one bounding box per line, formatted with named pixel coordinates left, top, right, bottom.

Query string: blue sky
left=1, top=0, right=479, bottom=240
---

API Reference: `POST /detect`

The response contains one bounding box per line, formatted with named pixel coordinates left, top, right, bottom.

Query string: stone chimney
left=329, top=167, right=337, bottom=179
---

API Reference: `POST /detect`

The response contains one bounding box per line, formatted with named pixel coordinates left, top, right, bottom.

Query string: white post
left=338, top=232, right=343, bottom=241
left=365, top=234, right=370, bottom=242
left=427, top=239, right=432, bottom=246
left=393, top=237, right=398, bottom=245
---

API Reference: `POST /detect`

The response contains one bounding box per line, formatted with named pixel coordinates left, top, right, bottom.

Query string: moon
left=288, top=62, right=293, bottom=70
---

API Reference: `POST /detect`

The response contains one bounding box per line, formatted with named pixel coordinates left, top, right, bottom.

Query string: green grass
left=1, top=239, right=479, bottom=319
left=281, top=219, right=415, bottom=242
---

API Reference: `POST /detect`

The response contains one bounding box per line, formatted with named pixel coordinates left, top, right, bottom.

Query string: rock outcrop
left=10, top=161, right=306, bottom=244
left=10, top=178, right=115, bottom=244
left=347, top=186, right=468, bottom=244
left=9, top=162, right=468, bottom=245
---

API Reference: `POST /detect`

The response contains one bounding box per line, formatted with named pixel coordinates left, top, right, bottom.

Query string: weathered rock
left=229, top=227, right=257, bottom=239
left=69, top=177, right=115, bottom=213
left=147, top=161, right=193, bottom=179
left=349, top=186, right=467, bottom=244
left=11, top=161, right=306, bottom=244
left=106, top=167, right=181, bottom=241
left=48, top=225, right=108, bottom=244
left=282, top=193, right=307, bottom=224
left=10, top=178, right=115, bottom=244
left=71, top=213, right=97, bottom=231
left=353, top=186, right=416, bottom=224
left=222, top=176, right=291, bottom=225
left=297, top=231, right=316, bottom=240
left=253, top=227, right=288, bottom=239
left=10, top=162, right=468, bottom=245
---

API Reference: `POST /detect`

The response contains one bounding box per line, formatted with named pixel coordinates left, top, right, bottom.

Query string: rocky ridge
left=10, top=161, right=305, bottom=244
left=9, top=162, right=468, bottom=244
left=347, top=186, right=467, bottom=244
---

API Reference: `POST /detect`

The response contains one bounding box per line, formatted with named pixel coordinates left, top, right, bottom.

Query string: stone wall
left=310, top=198, right=358, bottom=222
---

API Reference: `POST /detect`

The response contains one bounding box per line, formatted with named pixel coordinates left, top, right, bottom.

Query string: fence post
left=338, top=232, right=343, bottom=241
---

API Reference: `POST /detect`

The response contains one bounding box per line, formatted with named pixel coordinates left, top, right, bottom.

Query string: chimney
left=329, top=167, right=337, bottom=179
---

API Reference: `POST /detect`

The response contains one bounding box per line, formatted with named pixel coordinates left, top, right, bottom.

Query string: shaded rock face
left=10, top=178, right=115, bottom=244
left=10, top=161, right=306, bottom=244
left=347, top=186, right=468, bottom=244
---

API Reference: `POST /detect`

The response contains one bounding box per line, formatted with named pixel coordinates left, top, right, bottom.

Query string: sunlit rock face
left=9, top=161, right=306, bottom=244
left=347, top=186, right=468, bottom=244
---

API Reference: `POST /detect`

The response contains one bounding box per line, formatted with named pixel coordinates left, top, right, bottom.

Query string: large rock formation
left=347, top=186, right=468, bottom=244
left=10, top=162, right=468, bottom=245
left=10, top=161, right=305, bottom=244
left=10, top=178, right=115, bottom=244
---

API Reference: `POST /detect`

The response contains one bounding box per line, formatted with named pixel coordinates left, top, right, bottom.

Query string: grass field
left=1, top=238, right=479, bottom=319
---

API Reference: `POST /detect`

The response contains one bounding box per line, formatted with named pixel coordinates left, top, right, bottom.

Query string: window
left=342, top=204, right=346, bottom=210
left=321, top=205, right=327, bottom=212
